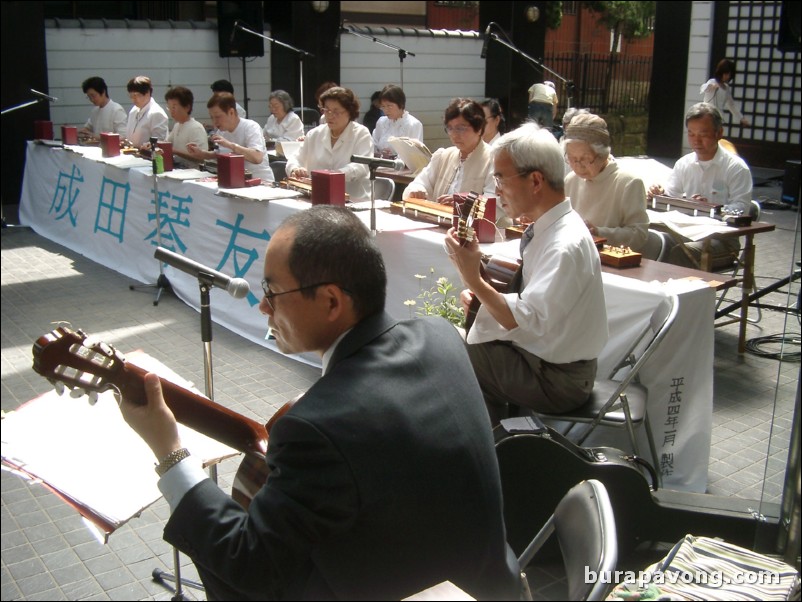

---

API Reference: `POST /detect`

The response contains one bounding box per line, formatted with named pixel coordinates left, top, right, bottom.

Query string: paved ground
left=1, top=177, right=799, bottom=600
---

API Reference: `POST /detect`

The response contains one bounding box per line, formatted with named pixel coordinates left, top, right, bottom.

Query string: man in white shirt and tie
left=445, top=123, right=607, bottom=425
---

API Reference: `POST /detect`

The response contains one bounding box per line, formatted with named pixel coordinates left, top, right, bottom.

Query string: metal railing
left=545, top=52, right=653, bottom=114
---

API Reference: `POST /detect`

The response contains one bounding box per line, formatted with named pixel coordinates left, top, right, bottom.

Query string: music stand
left=130, top=137, right=172, bottom=305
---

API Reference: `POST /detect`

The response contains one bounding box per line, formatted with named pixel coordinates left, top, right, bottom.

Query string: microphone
left=350, top=154, right=405, bottom=171
left=30, top=89, right=58, bottom=102
left=480, top=23, right=492, bottom=59
left=229, top=20, right=239, bottom=45
left=154, top=247, right=250, bottom=299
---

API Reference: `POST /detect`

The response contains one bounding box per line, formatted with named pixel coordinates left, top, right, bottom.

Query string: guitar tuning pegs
left=53, top=380, right=66, bottom=396
left=87, top=391, right=99, bottom=405
left=69, top=387, right=85, bottom=399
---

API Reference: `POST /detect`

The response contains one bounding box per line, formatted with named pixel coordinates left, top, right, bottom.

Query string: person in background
left=118, top=205, right=520, bottom=601
left=163, top=86, right=209, bottom=164
left=79, top=76, right=127, bottom=140
left=314, top=81, right=339, bottom=125
left=527, top=81, right=558, bottom=128
left=125, top=75, right=169, bottom=149
left=445, top=123, right=607, bottom=426
left=648, top=103, right=752, bottom=269
left=210, top=79, right=247, bottom=118
left=481, top=98, right=505, bottom=146
left=362, top=90, right=383, bottom=134
left=185, top=92, right=274, bottom=183
left=372, top=84, right=424, bottom=157
left=562, top=113, right=649, bottom=251
left=263, top=90, right=304, bottom=142
left=700, top=59, right=750, bottom=128
left=286, top=87, right=373, bottom=201
left=403, top=98, right=495, bottom=204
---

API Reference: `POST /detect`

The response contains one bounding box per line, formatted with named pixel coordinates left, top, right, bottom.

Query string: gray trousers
left=467, top=340, right=596, bottom=426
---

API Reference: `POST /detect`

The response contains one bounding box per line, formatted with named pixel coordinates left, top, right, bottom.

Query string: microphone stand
left=369, top=164, right=380, bottom=236
left=487, top=27, right=574, bottom=108
left=341, top=24, right=416, bottom=88
left=129, top=137, right=171, bottom=305
left=235, top=23, right=315, bottom=123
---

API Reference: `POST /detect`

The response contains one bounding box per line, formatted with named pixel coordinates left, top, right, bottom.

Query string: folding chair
left=641, top=229, right=671, bottom=262
left=536, top=295, right=679, bottom=480
left=371, top=177, right=395, bottom=202
left=518, top=479, right=618, bottom=601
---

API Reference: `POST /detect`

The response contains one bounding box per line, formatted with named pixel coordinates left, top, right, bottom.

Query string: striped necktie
left=509, top=224, right=534, bottom=294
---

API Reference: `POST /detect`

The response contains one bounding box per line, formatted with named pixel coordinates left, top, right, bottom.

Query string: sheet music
left=1, top=351, right=238, bottom=533
left=646, top=209, right=733, bottom=241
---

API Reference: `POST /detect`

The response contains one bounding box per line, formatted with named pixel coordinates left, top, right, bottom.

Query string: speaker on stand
left=217, top=2, right=264, bottom=117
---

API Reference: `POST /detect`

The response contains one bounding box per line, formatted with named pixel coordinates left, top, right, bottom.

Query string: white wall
left=341, top=27, right=485, bottom=151
left=45, top=24, right=272, bottom=132
left=44, top=23, right=487, bottom=153
left=683, top=2, right=715, bottom=156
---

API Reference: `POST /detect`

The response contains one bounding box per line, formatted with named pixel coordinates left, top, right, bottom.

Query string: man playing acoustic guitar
left=120, top=206, right=520, bottom=600
left=445, top=123, right=608, bottom=426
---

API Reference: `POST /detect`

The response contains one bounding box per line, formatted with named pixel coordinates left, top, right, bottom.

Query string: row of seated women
left=281, top=85, right=648, bottom=251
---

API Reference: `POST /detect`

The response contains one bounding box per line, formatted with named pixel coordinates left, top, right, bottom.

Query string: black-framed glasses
left=261, top=280, right=335, bottom=311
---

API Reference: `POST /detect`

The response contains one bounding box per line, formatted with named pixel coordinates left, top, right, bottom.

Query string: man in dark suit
left=120, top=206, right=520, bottom=600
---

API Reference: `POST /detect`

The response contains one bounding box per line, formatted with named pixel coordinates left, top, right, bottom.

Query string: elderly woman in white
left=286, top=87, right=373, bottom=202
left=562, top=113, right=648, bottom=252
left=263, top=90, right=304, bottom=142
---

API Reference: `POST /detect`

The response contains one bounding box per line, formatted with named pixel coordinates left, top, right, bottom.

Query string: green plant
left=405, top=269, right=465, bottom=328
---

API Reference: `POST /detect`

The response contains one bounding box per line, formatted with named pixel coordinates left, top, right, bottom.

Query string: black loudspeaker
left=777, top=1, right=801, bottom=52
left=781, top=160, right=800, bottom=206
left=218, top=1, right=264, bottom=58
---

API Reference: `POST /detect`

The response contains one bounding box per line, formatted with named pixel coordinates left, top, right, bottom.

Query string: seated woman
left=164, top=86, right=208, bottom=164
left=263, top=90, right=304, bottom=143
left=403, top=98, right=498, bottom=208
left=562, top=113, right=648, bottom=251
left=480, top=98, right=505, bottom=146
left=286, top=86, right=373, bottom=202
left=372, top=84, right=424, bottom=158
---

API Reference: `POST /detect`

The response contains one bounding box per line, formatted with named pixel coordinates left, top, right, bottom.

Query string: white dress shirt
left=126, top=98, right=169, bottom=147
left=664, top=147, right=752, bottom=213
left=263, top=111, right=304, bottom=141
left=467, top=199, right=608, bottom=364
left=84, top=100, right=127, bottom=136
left=286, top=121, right=374, bottom=201
left=372, top=111, right=424, bottom=153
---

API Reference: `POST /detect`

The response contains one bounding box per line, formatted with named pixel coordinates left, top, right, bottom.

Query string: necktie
left=509, top=224, right=533, bottom=294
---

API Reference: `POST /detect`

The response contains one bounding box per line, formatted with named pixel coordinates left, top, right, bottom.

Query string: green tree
left=583, top=1, right=655, bottom=112
left=583, top=1, right=655, bottom=53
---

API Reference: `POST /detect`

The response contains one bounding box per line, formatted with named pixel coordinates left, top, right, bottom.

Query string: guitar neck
left=122, top=361, right=268, bottom=457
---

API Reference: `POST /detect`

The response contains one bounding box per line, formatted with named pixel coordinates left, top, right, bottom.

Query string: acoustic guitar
left=31, top=326, right=290, bottom=510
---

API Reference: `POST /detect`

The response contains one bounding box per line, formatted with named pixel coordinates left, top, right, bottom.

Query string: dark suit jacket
left=164, top=312, right=519, bottom=600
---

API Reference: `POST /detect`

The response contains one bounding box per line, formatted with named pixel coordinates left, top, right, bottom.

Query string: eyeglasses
left=493, top=171, right=534, bottom=189
left=444, top=125, right=473, bottom=135
left=565, top=154, right=598, bottom=168
left=261, top=280, right=335, bottom=312
left=320, top=108, right=346, bottom=118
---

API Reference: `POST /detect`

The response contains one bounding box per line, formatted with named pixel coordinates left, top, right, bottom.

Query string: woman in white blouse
left=287, top=87, right=373, bottom=201
left=372, top=85, right=424, bottom=157
left=403, top=98, right=495, bottom=204
left=263, top=90, right=304, bottom=142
